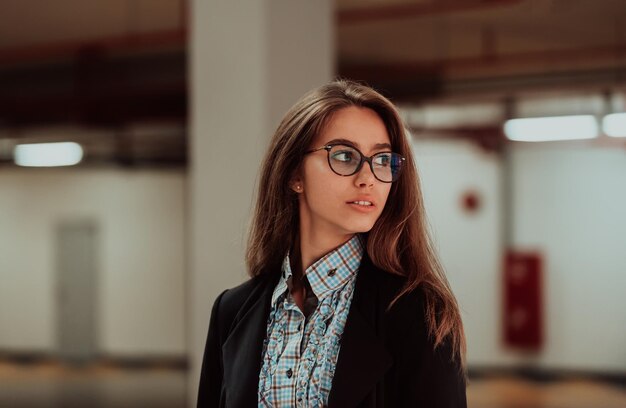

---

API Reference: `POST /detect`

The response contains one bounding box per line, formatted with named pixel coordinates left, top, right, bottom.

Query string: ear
left=290, top=181, right=303, bottom=193
left=289, top=173, right=303, bottom=193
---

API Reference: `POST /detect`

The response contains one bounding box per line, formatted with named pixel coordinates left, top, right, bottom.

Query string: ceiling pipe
left=338, top=0, right=524, bottom=24
left=0, top=31, right=186, bottom=65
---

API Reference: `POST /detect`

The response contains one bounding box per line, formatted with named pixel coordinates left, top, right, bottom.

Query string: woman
left=198, top=80, right=467, bottom=407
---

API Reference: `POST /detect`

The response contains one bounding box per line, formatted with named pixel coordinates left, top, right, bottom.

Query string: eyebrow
left=325, top=138, right=392, bottom=151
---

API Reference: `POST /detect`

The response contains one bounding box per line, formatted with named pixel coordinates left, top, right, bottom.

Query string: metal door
left=56, top=220, right=98, bottom=363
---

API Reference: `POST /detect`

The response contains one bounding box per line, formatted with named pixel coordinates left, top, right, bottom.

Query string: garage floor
left=0, top=360, right=624, bottom=408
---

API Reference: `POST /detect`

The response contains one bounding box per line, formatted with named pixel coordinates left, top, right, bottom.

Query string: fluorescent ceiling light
left=13, top=142, right=83, bottom=167
left=503, top=115, right=598, bottom=142
left=403, top=103, right=503, bottom=129
left=602, top=113, right=626, bottom=138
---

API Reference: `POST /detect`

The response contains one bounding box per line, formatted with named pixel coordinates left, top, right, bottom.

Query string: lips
left=346, top=197, right=376, bottom=207
left=348, top=200, right=373, bottom=206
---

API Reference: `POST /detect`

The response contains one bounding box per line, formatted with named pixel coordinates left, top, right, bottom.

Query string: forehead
left=312, top=106, right=391, bottom=151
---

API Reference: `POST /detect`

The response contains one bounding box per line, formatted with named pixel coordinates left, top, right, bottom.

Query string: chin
left=340, top=220, right=377, bottom=234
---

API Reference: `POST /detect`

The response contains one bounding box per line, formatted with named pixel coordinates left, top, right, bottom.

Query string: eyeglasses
left=305, top=143, right=405, bottom=183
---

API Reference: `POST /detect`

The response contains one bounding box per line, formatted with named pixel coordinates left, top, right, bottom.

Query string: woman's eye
left=332, top=151, right=355, bottom=162
left=374, top=154, right=391, bottom=166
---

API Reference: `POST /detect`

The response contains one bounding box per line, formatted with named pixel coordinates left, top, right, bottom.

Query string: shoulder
left=378, top=273, right=427, bottom=333
left=207, top=273, right=274, bottom=345
left=360, top=260, right=468, bottom=401
left=358, top=259, right=429, bottom=338
left=215, top=273, right=271, bottom=318
left=363, top=260, right=426, bottom=321
left=375, top=273, right=465, bottom=379
left=219, top=275, right=262, bottom=304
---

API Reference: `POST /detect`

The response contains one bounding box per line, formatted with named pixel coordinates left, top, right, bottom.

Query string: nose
left=353, top=159, right=376, bottom=187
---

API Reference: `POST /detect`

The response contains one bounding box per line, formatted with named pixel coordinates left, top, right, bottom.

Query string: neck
left=293, top=212, right=355, bottom=281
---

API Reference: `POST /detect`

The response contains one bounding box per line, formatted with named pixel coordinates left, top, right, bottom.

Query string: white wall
left=510, top=144, right=626, bottom=372
left=414, top=138, right=626, bottom=373
left=412, top=139, right=506, bottom=366
left=0, top=168, right=186, bottom=357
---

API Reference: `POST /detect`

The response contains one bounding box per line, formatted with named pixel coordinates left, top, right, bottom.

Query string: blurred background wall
left=0, top=0, right=625, bottom=407
left=0, top=169, right=186, bottom=356
left=413, top=139, right=626, bottom=371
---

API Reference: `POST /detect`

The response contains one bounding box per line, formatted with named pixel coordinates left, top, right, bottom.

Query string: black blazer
left=198, top=252, right=467, bottom=407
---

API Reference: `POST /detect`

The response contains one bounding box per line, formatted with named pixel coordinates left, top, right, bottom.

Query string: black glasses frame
left=305, top=143, right=405, bottom=183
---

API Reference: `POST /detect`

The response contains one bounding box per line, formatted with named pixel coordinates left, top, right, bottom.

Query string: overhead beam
left=338, top=0, right=523, bottom=24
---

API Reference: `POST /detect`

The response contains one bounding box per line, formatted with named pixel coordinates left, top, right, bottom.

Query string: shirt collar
left=272, top=234, right=364, bottom=306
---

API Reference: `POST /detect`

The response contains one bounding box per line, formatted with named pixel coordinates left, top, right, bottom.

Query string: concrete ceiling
left=1, top=0, right=625, bottom=165
left=1, top=0, right=624, bottom=87
left=0, top=0, right=183, bottom=49
left=336, top=0, right=626, bottom=99
left=1, top=1, right=623, bottom=66
left=338, top=0, right=625, bottom=66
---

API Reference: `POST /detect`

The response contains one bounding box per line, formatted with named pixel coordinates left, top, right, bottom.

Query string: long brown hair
left=246, top=79, right=467, bottom=376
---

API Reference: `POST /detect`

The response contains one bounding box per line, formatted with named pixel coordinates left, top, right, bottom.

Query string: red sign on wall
left=503, top=250, right=544, bottom=350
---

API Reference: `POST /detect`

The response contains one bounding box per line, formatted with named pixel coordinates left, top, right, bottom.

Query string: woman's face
left=294, top=106, right=394, bottom=241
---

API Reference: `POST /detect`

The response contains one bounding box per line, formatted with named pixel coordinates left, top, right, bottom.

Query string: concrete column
left=188, top=1, right=333, bottom=404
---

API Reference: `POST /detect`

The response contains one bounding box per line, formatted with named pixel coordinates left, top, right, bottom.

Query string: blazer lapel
left=221, top=272, right=279, bottom=407
left=327, top=254, right=393, bottom=408
left=219, top=254, right=393, bottom=408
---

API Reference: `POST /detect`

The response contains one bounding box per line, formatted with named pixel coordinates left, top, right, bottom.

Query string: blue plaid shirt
left=258, top=234, right=364, bottom=407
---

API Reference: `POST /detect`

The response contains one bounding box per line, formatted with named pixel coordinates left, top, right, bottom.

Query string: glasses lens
left=372, top=152, right=403, bottom=182
left=328, top=145, right=361, bottom=175
left=327, top=144, right=404, bottom=182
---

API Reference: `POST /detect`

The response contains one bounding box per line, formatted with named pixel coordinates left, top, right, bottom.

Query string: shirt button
left=286, top=368, right=293, bottom=378
left=327, top=268, right=337, bottom=277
